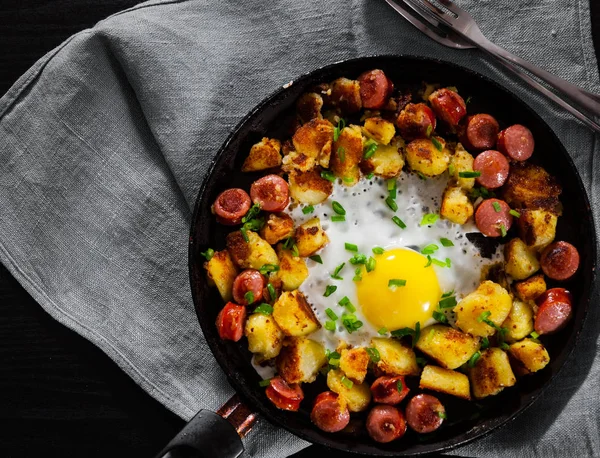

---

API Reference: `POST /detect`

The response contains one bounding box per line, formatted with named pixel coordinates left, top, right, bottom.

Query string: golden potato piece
left=241, top=137, right=282, bottom=172
left=405, top=137, right=450, bottom=177
left=226, top=230, right=279, bottom=270
left=415, top=324, right=480, bottom=370
left=449, top=143, right=475, bottom=190
left=360, top=138, right=405, bottom=178
left=245, top=313, right=284, bottom=360
left=339, top=347, right=370, bottom=384
left=260, top=213, right=295, bottom=245
left=292, top=118, right=334, bottom=168
left=508, top=338, right=550, bottom=375
left=204, top=250, right=238, bottom=301
left=455, top=281, right=512, bottom=337
left=363, top=117, right=396, bottom=145
left=504, top=237, right=540, bottom=280
left=281, top=151, right=316, bottom=173
left=274, top=244, right=308, bottom=291
left=502, top=300, right=534, bottom=343
left=502, top=162, right=561, bottom=213
left=370, top=337, right=420, bottom=376
left=295, top=217, right=329, bottom=257
left=296, top=92, right=323, bottom=124
left=514, top=273, right=547, bottom=301
left=330, top=125, right=363, bottom=186
left=517, top=209, right=558, bottom=251
left=441, top=186, right=474, bottom=225
left=327, top=369, right=371, bottom=412
left=419, top=365, right=471, bottom=400
left=276, top=337, right=327, bottom=384
left=272, top=290, right=320, bottom=336
left=330, top=77, right=362, bottom=114
left=288, top=169, right=333, bottom=205
left=469, top=348, right=516, bottom=399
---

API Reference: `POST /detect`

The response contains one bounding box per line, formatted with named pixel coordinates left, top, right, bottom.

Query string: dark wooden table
left=1, top=1, right=599, bottom=457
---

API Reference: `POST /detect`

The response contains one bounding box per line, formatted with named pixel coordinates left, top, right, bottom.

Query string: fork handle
left=479, top=39, right=600, bottom=116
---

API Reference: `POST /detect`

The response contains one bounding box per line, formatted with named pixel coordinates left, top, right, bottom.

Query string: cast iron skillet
left=166, top=56, right=596, bottom=457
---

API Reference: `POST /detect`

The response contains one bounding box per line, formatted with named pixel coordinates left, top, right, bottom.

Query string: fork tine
left=403, top=0, right=455, bottom=27
left=437, top=0, right=462, bottom=16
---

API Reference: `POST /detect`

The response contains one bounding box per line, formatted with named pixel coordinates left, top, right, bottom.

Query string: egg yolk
left=356, top=248, right=441, bottom=330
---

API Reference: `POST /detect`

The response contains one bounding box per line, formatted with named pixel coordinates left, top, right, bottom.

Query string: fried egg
left=286, top=172, right=502, bottom=351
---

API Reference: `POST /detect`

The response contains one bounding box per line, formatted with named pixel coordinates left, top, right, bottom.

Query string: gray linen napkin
left=0, top=0, right=598, bottom=456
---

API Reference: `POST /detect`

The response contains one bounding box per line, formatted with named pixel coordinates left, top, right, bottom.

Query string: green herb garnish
left=325, top=308, right=338, bottom=321
left=267, top=283, right=277, bottom=302
left=253, top=303, right=273, bottom=315
left=385, top=196, right=398, bottom=212
left=492, top=201, right=502, bottom=213
left=302, top=205, right=315, bottom=214
left=388, top=279, right=407, bottom=288
left=440, top=238, right=454, bottom=247
left=331, top=263, right=345, bottom=280
left=363, top=139, right=378, bottom=159
left=372, top=247, right=384, bottom=255
left=200, top=248, right=215, bottom=261
left=259, top=264, right=279, bottom=275
left=337, top=146, right=346, bottom=163
left=509, top=209, right=521, bottom=218
left=324, top=320, right=336, bottom=332
left=432, top=310, right=448, bottom=323
left=309, top=255, right=323, bottom=264
left=458, top=171, right=481, bottom=178
left=331, top=215, right=346, bottom=222
left=392, top=216, right=406, bottom=229
left=468, top=351, right=481, bottom=368
left=339, top=296, right=356, bottom=313
left=366, top=347, right=381, bottom=363
left=420, top=213, right=439, bottom=226
left=259, top=379, right=271, bottom=387
left=321, top=170, right=336, bottom=182
left=366, top=256, right=376, bottom=272
left=345, top=242, right=358, bottom=252
left=324, top=285, right=337, bottom=297
left=421, top=243, right=439, bottom=255
left=244, top=291, right=255, bottom=304
left=332, top=201, right=346, bottom=215
left=431, top=136, right=443, bottom=151
left=333, top=118, right=346, bottom=142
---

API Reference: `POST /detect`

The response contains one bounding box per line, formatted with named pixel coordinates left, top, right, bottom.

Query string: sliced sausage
left=473, top=150, right=510, bottom=189
left=215, top=302, right=247, bottom=342
left=428, top=88, right=467, bottom=126
left=405, top=394, right=445, bottom=434
left=310, top=391, right=350, bottom=433
left=250, top=174, right=289, bottom=212
left=497, top=124, right=535, bottom=161
left=358, top=69, right=392, bottom=109
left=370, top=376, right=410, bottom=405
left=534, top=288, right=573, bottom=335
left=396, top=103, right=436, bottom=141
left=459, top=114, right=500, bottom=151
left=232, top=269, right=265, bottom=305
left=366, top=405, right=407, bottom=443
left=540, top=241, right=580, bottom=281
left=265, top=376, right=304, bottom=411
left=475, top=198, right=513, bottom=238
left=212, top=188, right=252, bottom=225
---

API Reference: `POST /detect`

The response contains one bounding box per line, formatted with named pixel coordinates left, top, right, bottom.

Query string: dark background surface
left=1, top=1, right=599, bottom=457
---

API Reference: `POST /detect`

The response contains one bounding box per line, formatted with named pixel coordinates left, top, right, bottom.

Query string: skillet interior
left=188, top=55, right=596, bottom=456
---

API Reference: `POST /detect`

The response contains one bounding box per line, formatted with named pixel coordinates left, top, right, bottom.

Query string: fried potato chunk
left=242, top=137, right=282, bottom=172
left=260, top=213, right=295, bottom=245
left=469, top=348, right=516, bottom=399
left=441, top=186, right=474, bottom=225
left=296, top=92, right=323, bottom=124
left=415, top=324, right=480, bottom=369
left=513, top=274, right=546, bottom=301
left=360, top=137, right=405, bottom=178
left=508, top=338, right=550, bottom=376
left=204, top=250, right=238, bottom=301
left=502, top=299, right=535, bottom=343
left=330, top=125, right=363, bottom=186
left=449, top=143, right=475, bottom=190
left=362, top=117, right=396, bottom=145
left=226, top=231, right=279, bottom=270
left=276, top=336, right=327, bottom=384
left=455, top=281, right=512, bottom=337
left=327, top=369, right=372, bottom=412
left=272, top=290, right=320, bottom=336
left=502, top=162, right=561, bottom=213
left=273, top=244, right=308, bottom=291
left=295, top=217, right=329, bottom=257
left=288, top=169, right=333, bottom=204
left=517, top=209, right=558, bottom=251
left=245, top=313, right=284, bottom=360
left=405, top=137, right=450, bottom=177
left=339, top=347, right=370, bottom=384
left=419, top=365, right=471, bottom=400
left=370, top=338, right=420, bottom=376
left=292, top=119, right=335, bottom=168
left=504, top=238, right=540, bottom=280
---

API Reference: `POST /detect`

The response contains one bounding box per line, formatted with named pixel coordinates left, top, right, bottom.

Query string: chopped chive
left=387, top=179, right=397, bottom=199
left=432, top=310, right=448, bottom=323
left=392, top=216, right=406, bottom=229
left=339, top=296, right=356, bottom=313
left=331, top=262, right=345, bottom=280
left=244, top=291, right=255, bottom=304
left=325, top=308, right=338, bottom=321
left=417, top=171, right=427, bottom=180
left=326, top=350, right=341, bottom=360
left=430, top=257, right=449, bottom=268
left=438, top=295, right=457, bottom=309
left=530, top=331, right=540, bottom=339
left=388, top=279, right=407, bottom=289
left=437, top=411, right=447, bottom=419
left=267, top=283, right=277, bottom=302
left=420, top=213, right=439, bottom=226
left=492, top=201, right=502, bottom=213
left=242, top=203, right=261, bottom=223
left=481, top=337, right=490, bottom=350
left=342, top=176, right=354, bottom=184
left=341, top=314, right=363, bottom=333
left=200, top=248, right=215, bottom=261
left=324, top=285, right=337, bottom=297
left=468, top=351, right=481, bottom=368
left=499, top=223, right=507, bottom=237
left=431, top=136, right=443, bottom=151
left=441, top=290, right=455, bottom=298
left=309, top=255, right=323, bottom=264
left=385, top=196, right=398, bottom=211
left=413, top=321, right=421, bottom=347
left=448, top=163, right=456, bottom=176
left=440, top=238, right=454, bottom=247
left=328, top=357, right=340, bottom=367
left=240, top=228, right=249, bottom=242
left=341, top=376, right=354, bottom=389
left=332, top=201, right=346, bottom=215
left=302, top=205, right=315, bottom=214
left=363, top=140, right=378, bottom=159
left=421, top=243, right=439, bottom=255
left=466, top=96, right=472, bottom=104
left=500, top=342, right=510, bottom=350
left=321, top=170, right=336, bottom=182
left=353, top=267, right=363, bottom=282
left=366, top=347, right=381, bottom=363
left=366, top=172, right=374, bottom=179
left=445, top=257, right=452, bottom=267
left=259, top=378, right=271, bottom=387
left=378, top=327, right=388, bottom=335
left=390, top=327, right=414, bottom=339
left=283, top=237, right=295, bottom=249
left=337, top=146, right=346, bottom=163
left=458, top=171, right=481, bottom=178
left=424, top=255, right=433, bottom=267
left=253, top=303, right=273, bottom=315
left=397, top=379, right=404, bottom=393
left=259, top=264, right=279, bottom=275
left=509, top=209, right=521, bottom=218
left=324, top=320, right=336, bottom=332
left=333, top=118, right=346, bottom=142
left=291, top=244, right=299, bottom=257
left=331, top=215, right=346, bottom=222
left=426, top=124, right=433, bottom=137
left=366, top=256, right=376, bottom=272
left=349, top=254, right=367, bottom=265
left=372, top=247, right=384, bottom=255
left=477, top=311, right=492, bottom=323
left=426, top=328, right=435, bottom=344
left=416, top=356, right=427, bottom=367
left=345, top=242, right=358, bottom=252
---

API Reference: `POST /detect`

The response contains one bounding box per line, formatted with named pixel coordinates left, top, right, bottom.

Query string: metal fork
left=403, top=0, right=600, bottom=115
left=384, top=0, right=600, bottom=133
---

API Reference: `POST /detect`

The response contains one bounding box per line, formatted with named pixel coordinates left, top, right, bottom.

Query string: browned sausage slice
left=473, top=150, right=510, bottom=189
left=540, top=241, right=580, bottom=281
left=212, top=188, right=252, bottom=225
left=428, top=88, right=467, bottom=126
left=396, top=103, right=436, bottom=141
left=405, top=394, right=445, bottom=434
left=232, top=269, right=265, bottom=305
left=250, top=175, right=289, bottom=212
left=366, top=405, right=407, bottom=443
left=370, top=376, right=410, bottom=405
left=459, top=114, right=500, bottom=151
left=534, top=288, right=573, bottom=335
left=310, top=391, right=350, bottom=433
left=497, top=124, right=535, bottom=161
left=358, top=69, right=392, bottom=109
left=475, top=198, right=514, bottom=237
